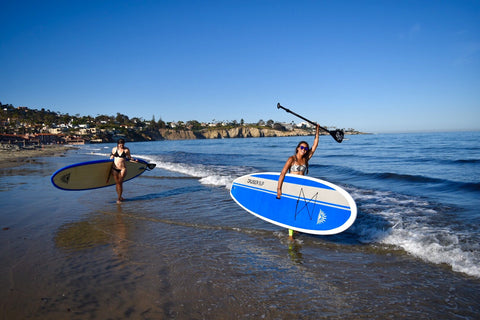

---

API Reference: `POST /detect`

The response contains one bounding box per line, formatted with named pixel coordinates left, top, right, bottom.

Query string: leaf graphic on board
left=317, top=209, right=327, bottom=224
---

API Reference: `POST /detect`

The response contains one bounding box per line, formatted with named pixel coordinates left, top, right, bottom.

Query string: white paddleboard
left=230, top=172, right=357, bottom=235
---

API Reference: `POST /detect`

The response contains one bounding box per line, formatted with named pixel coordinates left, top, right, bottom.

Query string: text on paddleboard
left=247, top=179, right=264, bottom=186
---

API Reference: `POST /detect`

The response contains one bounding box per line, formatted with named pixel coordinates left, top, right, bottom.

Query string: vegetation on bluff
left=1, top=102, right=361, bottom=143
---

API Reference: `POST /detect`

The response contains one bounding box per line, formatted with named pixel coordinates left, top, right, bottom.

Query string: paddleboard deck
left=230, top=172, right=357, bottom=235
left=51, top=159, right=155, bottom=191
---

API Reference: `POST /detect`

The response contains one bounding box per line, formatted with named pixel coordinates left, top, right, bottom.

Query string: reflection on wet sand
left=288, top=241, right=304, bottom=265
left=54, top=220, right=109, bottom=251
left=54, top=205, right=129, bottom=263
left=112, top=205, right=128, bottom=261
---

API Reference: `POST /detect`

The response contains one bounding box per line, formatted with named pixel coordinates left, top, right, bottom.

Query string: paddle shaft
left=277, top=103, right=328, bottom=132
left=276, top=103, right=344, bottom=143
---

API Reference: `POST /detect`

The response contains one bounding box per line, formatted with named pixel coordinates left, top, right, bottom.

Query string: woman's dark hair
left=117, top=138, right=126, bottom=145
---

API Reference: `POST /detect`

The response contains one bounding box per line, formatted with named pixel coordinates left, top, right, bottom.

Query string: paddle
left=277, top=103, right=344, bottom=143
left=129, top=157, right=156, bottom=171
left=146, top=163, right=156, bottom=170
left=133, top=159, right=156, bottom=171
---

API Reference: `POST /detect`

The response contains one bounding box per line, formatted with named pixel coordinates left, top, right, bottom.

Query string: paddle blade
left=147, top=163, right=156, bottom=170
left=330, top=130, right=344, bottom=143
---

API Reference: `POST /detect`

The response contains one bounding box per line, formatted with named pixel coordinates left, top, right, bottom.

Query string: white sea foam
left=79, top=150, right=241, bottom=188
left=145, top=155, right=250, bottom=189
left=87, top=151, right=109, bottom=157
left=349, top=187, right=480, bottom=278
left=383, top=228, right=480, bottom=277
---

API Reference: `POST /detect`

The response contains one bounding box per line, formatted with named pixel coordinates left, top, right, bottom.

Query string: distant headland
left=1, top=102, right=366, bottom=145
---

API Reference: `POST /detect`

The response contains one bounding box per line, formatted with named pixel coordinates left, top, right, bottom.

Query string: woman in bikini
left=110, top=139, right=136, bottom=203
left=277, top=124, right=320, bottom=238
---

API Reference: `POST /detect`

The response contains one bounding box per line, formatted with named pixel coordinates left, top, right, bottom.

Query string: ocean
left=1, top=131, right=479, bottom=319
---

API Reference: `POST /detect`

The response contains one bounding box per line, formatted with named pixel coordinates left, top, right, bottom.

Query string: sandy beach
left=0, top=144, right=76, bottom=169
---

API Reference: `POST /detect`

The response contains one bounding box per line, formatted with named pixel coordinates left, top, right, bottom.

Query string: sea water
left=110, top=131, right=480, bottom=279
left=1, top=131, right=479, bottom=319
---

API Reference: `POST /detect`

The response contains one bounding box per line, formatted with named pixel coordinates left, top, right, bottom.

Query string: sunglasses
left=299, top=146, right=309, bottom=151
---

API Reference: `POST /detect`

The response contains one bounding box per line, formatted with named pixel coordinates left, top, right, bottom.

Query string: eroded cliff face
left=155, top=127, right=313, bottom=140
left=157, top=129, right=198, bottom=140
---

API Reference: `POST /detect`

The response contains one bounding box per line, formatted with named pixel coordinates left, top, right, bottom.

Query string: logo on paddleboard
left=247, top=178, right=264, bottom=187
left=60, top=173, right=70, bottom=185
left=316, top=209, right=326, bottom=224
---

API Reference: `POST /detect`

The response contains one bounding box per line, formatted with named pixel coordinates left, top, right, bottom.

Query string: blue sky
left=1, top=0, right=479, bottom=132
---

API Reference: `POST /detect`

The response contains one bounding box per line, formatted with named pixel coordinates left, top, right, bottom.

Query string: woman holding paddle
left=276, top=123, right=320, bottom=240
left=110, top=139, right=136, bottom=203
left=275, top=103, right=344, bottom=239
left=276, top=124, right=320, bottom=200
left=275, top=103, right=343, bottom=202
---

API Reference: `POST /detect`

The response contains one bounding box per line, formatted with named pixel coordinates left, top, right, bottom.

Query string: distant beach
left=0, top=144, right=76, bottom=169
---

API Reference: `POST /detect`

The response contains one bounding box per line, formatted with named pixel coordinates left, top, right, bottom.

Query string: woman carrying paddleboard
left=110, top=139, right=136, bottom=203
left=277, top=124, right=320, bottom=238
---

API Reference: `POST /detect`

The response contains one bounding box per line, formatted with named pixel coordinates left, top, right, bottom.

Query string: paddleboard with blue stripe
left=230, top=172, right=357, bottom=235
left=51, top=159, right=155, bottom=191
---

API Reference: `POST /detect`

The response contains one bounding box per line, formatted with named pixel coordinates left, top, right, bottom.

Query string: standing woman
left=110, top=139, right=136, bottom=203
left=277, top=125, right=320, bottom=238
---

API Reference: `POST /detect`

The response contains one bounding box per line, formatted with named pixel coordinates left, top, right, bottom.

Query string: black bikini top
left=112, top=149, right=128, bottom=159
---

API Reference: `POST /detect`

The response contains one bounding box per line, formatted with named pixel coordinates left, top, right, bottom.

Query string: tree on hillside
left=273, top=122, right=286, bottom=131
left=95, top=114, right=113, bottom=124
left=116, top=113, right=129, bottom=124
left=187, top=120, right=202, bottom=130
left=157, top=117, right=166, bottom=129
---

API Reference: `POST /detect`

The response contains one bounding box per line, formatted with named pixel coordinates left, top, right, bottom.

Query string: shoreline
left=0, top=144, right=77, bottom=169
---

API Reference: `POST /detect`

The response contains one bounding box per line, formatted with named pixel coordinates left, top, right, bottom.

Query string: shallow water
left=1, top=132, right=479, bottom=319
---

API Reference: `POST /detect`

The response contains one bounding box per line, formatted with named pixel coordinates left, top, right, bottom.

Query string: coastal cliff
left=150, top=127, right=314, bottom=140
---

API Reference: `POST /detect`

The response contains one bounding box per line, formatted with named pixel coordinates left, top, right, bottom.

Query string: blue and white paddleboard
left=51, top=159, right=155, bottom=191
left=230, top=172, right=357, bottom=235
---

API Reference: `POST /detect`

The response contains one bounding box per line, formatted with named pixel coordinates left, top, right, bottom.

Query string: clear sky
left=1, top=0, right=479, bottom=132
